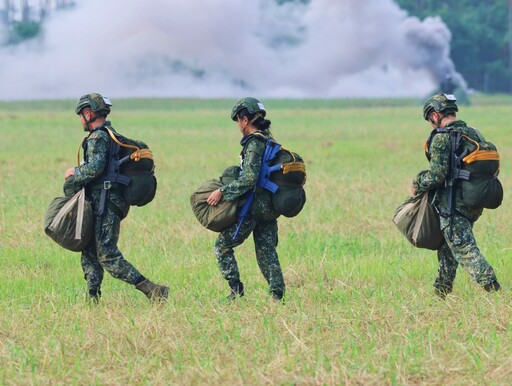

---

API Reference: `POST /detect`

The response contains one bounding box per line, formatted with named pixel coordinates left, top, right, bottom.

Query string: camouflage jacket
left=412, top=120, right=483, bottom=221
left=73, top=122, right=127, bottom=214
left=220, top=130, right=279, bottom=221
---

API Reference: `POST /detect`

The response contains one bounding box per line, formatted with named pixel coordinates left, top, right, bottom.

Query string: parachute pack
left=425, top=127, right=503, bottom=210
left=82, top=127, right=157, bottom=215
left=256, top=136, right=307, bottom=218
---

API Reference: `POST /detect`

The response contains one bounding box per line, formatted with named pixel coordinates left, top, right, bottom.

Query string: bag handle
left=75, top=188, right=85, bottom=240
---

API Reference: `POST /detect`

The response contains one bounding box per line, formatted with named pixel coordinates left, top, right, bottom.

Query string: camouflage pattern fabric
left=413, top=120, right=498, bottom=290
left=220, top=131, right=280, bottom=221
left=215, top=216, right=285, bottom=297
left=435, top=213, right=498, bottom=292
left=413, top=120, right=483, bottom=220
left=73, top=122, right=143, bottom=294
left=216, top=131, right=284, bottom=297
left=219, top=132, right=267, bottom=201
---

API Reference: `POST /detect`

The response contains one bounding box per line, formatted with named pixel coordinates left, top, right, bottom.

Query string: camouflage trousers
left=81, top=204, right=142, bottom=294
left=435, top=213, right=498, bottom=292
left=215, top=216, right=285, bottom=297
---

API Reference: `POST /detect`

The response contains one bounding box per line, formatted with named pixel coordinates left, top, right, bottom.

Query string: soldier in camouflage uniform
left=411, top=93, right=501, bottom=298
left=64, top=93, right=169, bottom=303
left=207, top=97, right=285, bottom=301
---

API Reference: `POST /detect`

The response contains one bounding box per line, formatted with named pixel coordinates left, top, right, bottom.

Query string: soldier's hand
left=410, top=184, right=417, bottom=196
left=207, top=189, right=222, bottom=206
left=64, top=167, right=75, bottom=180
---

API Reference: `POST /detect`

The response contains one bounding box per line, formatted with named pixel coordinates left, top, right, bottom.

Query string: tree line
left=278, top=0, right=511, bottom=94
left=395, top=0, right=511, bottom=94
left=1, top=0, right=75, bottom=44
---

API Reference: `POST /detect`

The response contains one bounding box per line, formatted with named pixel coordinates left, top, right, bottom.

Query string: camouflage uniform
left=413, top=120, right=499, bottom=293
left=216, top=131, right=285, bottom=299
left=73, top=122, right=143, bottom=296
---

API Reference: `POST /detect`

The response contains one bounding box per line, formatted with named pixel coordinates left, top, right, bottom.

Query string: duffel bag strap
left=48, top=189, right=82, bottom=232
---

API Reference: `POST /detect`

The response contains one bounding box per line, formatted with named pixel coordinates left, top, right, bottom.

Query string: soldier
left=207, top=97, right=285, bottom=301
left=64, top=93, right=169, bottom=303
left=411, top=93, right=501, bottom=298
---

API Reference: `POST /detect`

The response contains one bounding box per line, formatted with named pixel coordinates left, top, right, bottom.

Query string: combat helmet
left=75, top=93, right=112, bottom=116
left=422, top=93, right=458, bottom=121
left=231, top=97, right=266, bottom=121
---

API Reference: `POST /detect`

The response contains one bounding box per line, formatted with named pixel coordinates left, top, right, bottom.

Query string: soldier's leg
left=215, top=216, right=255, bottom=298
left=95, top=208, right=143, bottom=284
left=434, top=241, right=458, bottom=297
left=253, top=219, right=285, bottom=300
left=81, top=241, right=104, bottom=301
left=441, top=214, right=499, bottom=289
left=96, top=208, right=169, bottom=301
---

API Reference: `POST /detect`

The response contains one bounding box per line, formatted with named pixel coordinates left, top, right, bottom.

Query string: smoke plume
left=0, top=0, right=465, bottom=100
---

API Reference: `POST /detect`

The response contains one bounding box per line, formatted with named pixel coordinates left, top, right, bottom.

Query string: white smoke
left=0, top=0, right=464, bottom=100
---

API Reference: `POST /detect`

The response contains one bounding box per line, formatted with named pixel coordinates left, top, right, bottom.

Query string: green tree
left=395, top=0, right=511, bottom=93
left=6, top=21, right=40, bottom=44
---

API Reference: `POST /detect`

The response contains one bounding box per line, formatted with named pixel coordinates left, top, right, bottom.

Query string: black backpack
left=426, top=127, right=503, bottom=209
left=263, top=142, right=307, bottom=217
left=101, top=127, right=157, bottom=207
left=249, top=133, right=307, bottom=217
left=80, top=127, right=157, bottom=215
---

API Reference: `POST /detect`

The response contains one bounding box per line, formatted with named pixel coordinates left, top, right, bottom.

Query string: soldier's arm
left=73, top=131, right=109, bottom=185
left=220, top=139, right=264, bottom=201
left=412, top=134, right=450, bottom=195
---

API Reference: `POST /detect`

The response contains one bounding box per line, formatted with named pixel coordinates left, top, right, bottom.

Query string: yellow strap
left=104, top=127, right=140, bottom=151
left=282, top=162, right=305, bottom=174
left=76, top=135, right=88, bottom=166
left=463, top=150, right=500, bottom=164
left=130, top=148, right=153, bottom=161
left=461, top=134, right=500, bottom=164
left=246, top=135, right=305, bottom=176
left=105, top=127, right=154, bottom=162
left=77, top=129, right=153, bottom=164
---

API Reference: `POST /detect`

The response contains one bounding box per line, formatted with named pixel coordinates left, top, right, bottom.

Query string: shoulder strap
left=100, top=126, right=153, bottom=162
left=77, top=135, right=89, bottom=166
left=424, top=128, right=449, bottom=161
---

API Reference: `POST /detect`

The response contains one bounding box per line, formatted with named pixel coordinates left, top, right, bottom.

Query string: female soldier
left=207, top=97, right=285, bottom=301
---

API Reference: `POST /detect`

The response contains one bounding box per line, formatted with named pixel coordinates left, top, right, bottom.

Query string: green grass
left=1, top=96, right=512, bottom=385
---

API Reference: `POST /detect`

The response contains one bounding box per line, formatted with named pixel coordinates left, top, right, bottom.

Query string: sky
left=0, top=0, right=464, bottom=100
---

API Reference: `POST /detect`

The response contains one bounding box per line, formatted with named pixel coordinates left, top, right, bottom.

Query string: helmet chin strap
left=435, top=112, right=447, bottom=128
left=81, top=111, right=98, bottom=131
left=429, top=111, right=445, bottom=128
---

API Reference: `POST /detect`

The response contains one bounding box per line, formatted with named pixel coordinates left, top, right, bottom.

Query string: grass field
left=1, top=95, right=512, bottom=385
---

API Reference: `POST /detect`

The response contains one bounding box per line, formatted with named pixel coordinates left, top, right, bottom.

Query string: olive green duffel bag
left=392, top=191, right=444, bottom=250
left=44, top=188, right=94, bottom=252
left=190, top=179, right=240, bottom=232
left=191, top=166, right=246, bottom=232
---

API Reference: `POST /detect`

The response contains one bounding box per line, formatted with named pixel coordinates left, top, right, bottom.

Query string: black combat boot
left=227, top=279, right=244, bottom=301
left=87, top=288, right=102, bottom=304
left=434, top=284, right=452, bottom=299
left=135, top=279, right=169, bottom=302
left=270, top=289, right=284, bottom=302
left=483, top=281, right=501, bottom=292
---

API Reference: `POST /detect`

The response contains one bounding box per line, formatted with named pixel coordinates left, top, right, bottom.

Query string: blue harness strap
left=233, top=138, right=282, bottom=240
left=257, top=139, right=282, bottom=194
